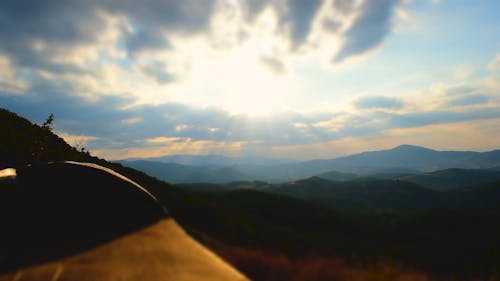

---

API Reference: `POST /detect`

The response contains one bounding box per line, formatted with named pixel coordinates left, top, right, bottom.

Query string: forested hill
left=0, top=108, right=178, bottom=199
left=0, top=108, right=92, bottom=168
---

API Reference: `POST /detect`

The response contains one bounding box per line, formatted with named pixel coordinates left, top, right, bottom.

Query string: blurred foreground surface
left=0, top=162, right=248, bottom=281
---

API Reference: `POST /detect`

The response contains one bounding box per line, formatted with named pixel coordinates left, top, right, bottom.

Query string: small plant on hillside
left=41, top=113, right=55, bottom=131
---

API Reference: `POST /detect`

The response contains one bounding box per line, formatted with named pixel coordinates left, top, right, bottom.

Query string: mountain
left=299, top=145, right=500, bottom=175
left=118, top=160, right=251, bottom=184
left=121, top=144, right=500, bottom=184
left=315, top=170, right=358, bottom=181
left=399, top=168, right=500, bottom=191
left=176, top=180, right=500, bottom=279
left=122, top=154, right=296, bottom=166
left=264, top=177, right=441, bottom=211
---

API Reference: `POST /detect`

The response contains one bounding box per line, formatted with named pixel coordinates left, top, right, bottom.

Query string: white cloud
left=146, top=137, right=184, bottom=144
left=0, top=55, right=27, bottom=94
left=488, top=53, right=500, bottom=71
left=57, top=132, right=100, bottom=148
left=454, top=65, right=476, bottom=81
left=121, top=117, right=142, bottom=125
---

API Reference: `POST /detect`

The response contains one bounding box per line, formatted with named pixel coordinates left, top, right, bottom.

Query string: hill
left=118, top=160, right=251, bottom=184
left=0, top=108, right=248, bottom=280
left=120, top=144, right=500, bottom=184
left=123, top=154, right=295, bottom=166
left=262, top=177, right=441, bottom=212
left=0, top=109, right=91, bottom=168
left=175, top=183, right=500, bottom=279
left=315, top=170, right=359, bottom=181
left=400, top=168, right=500, bottom=191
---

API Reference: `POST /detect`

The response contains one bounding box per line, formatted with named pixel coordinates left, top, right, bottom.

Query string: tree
left=42, top=113, right=55, bottom=131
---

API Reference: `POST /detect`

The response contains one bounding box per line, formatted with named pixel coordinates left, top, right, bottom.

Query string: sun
left=212, top=49, right=291, bottom=117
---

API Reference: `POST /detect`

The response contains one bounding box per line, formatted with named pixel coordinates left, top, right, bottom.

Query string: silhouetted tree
left=42, top=113, right=55, bottom=131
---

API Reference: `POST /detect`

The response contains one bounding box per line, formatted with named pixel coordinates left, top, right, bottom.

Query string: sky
left=1, top=0, right=499, bottom=160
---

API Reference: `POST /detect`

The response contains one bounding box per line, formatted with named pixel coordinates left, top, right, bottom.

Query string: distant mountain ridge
left=398, top=168, right=500, bottom=191
left=122, top=154, right=296, bottom=166
left=120, top=145, right=500, bottom=184
left=119, top=160, right=251, bottom=184
left=302, top=145, right=499, bottom=175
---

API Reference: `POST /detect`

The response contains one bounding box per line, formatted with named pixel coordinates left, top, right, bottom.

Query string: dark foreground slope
left=0, top=108, right=248, bottom=280
left=0, top=162, right=247, bottom=281
left=0, top=162, right=167, bottom=272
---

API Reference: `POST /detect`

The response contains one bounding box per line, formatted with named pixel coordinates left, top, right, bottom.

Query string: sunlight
left=162, top=5, right=294, bottom=117
left=222, top=53, right=290, bottom=116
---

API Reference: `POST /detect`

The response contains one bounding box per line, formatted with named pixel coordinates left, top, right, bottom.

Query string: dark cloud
left=0, top=0, right=215, bottom=71
left=382, top=108, right=500, bottom=128
left=354, top=96, right=404, bottom=109
left=141, top=61, right=174, bottom=84
left=0, top=0, right=102, bottom=72
left=124, top=28, right=169, bottom=57
left=103, top=0, right=215, bottom=32
left=285, top=0, right=323, bottom=46
left=241, top=0, right=269, bottom=21
left=242, top=0, right=323, bottom=48
left=0, top=0, right=403, bottom=73
left=334, top=0, right=400, bottom=62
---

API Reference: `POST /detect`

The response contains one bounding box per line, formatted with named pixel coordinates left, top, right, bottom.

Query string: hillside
left=0, top=109, right=91, bottom=168
left=315, top=170, right=358, bottom=181
left=0, top=108, right=248, bottom=280
left=399, top=168, right=500, bottom=191
left=264, top=177, right=440, bottom=211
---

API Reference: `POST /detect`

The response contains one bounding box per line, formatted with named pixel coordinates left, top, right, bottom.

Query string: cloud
left=333, top=0, right=357, bottom=15
left=241, top=0, right=323, bottom=46
left=454, top=65, right=475, bottom=80
left=447, top=95, right=490, bottom=107
left=240, top=0, right=270, bottom=23
left=0, top=0, right=215, bottom=72
left=141, top=61, right=174, bottom=84
left=146, top=137, right=184, bottom=144
left=488, top=53, right=500, bottom=71
left=2, top=78, right=499, bottom=160
left=123, top=27, right=169, bottom=57
left=0, top=1, right=102, bottom=72
left=285, top=0, right=323, bottom=46
left=354, top=96, right=404, bottom=109
left=260, top=56, right=286, bottom=74
left=445, top=85, right=476, bottom=95
left=57, top=132, right=100, bottom=149
left=334, top=0, right=401, bottom=62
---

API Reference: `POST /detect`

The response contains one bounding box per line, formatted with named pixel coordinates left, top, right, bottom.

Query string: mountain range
left=118, top=145, right=500, bottom=184
left=3, top=107, right=500, bottom=279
